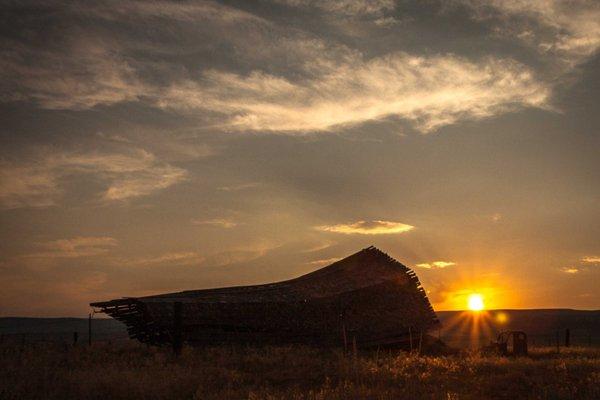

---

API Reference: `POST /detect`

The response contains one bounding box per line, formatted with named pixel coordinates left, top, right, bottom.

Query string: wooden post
left=565, top=329, right=570, bottom=347
left=418, top=330, right=423, bottom=355
left=88, top=313, right=92, bottom=346
left=173, top=302, right=183, bottom=356
left=352, top=335, right=357, bottom=359
left=342, top=322, right=348, bottom=355
left=73, top=332, right=78, bottom=346
left=409, top=327, right=413, bottom=351
left=556, top=330, right=559, bottom=353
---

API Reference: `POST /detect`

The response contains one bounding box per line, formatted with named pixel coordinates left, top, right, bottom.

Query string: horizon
left=1, top=0, right=599, bottom=316
left=3, top=308, right=600, bottom=320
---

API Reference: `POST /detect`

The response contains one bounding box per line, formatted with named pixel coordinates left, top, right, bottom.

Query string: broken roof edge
left=91, top=246, right=422, bottom=308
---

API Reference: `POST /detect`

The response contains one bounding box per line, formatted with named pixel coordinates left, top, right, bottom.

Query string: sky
left=0, top=0, right=598, bottom=317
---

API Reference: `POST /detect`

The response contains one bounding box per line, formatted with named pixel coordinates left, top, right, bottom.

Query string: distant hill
left=0, top=317, right=127, bottom=343
left=1, top=309, right=598, bottom=348
left=436, top=309, right=600, bottom=348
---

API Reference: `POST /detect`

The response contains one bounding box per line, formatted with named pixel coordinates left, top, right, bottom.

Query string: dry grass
left=1, top=343, right=598, bottom=400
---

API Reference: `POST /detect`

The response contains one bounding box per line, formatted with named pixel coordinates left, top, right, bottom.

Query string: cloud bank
left=3, top=0, right=584, bottom=135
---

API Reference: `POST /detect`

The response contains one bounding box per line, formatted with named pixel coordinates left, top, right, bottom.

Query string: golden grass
left=1, top=343, right=598, bottom=399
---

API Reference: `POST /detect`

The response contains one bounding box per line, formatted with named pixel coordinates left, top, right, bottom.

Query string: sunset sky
left=1, top=0, right=598, bottom=316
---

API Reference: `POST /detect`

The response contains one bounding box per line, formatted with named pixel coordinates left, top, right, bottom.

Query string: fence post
left=556, top=330, right=559, bottom=353
left=88, top=313, right=92, bottom=346
left=565, top=329, right=570, bottom=348
left=73, top=332, right=78, bottom=346
left=173, top=302, right=183, bottom=356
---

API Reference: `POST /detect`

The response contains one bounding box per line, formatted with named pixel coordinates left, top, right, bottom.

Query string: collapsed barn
left=91, top=246, right=439, bottom=348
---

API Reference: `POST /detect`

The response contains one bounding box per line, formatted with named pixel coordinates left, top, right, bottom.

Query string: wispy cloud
left=316, top=220, right=414, bottom=235
left=559, top=256, right=600, bottom=274
left=191, top=218, right=238, bottom=228
left=0, top=1, right=553, bottom=134
left=0, top=149, right=187, bottom=209
left=115, top=251, right=204, bottom=267
left=163, top=53, right=548, bottom=133
left=302, top=241, right=336, bottom=253
left=217, top=182, right=262, bottom=192
left=26, top=237, right=117, bottom=259
left=581, top=256, right=600, bottom=264
left=62, top=150, right=187, bottom=201
left=308, top=257, right=341, bottom=267
left=0, top=37, right=148, bottom=110
left=460, top=0, right=600, bottom=70
left=0, top=163, right=61, bottom=209
left=416, top=261, right=457, bottom=269
left=0, top=0, right=266, bottom=111
left=273, top=0, right=395, bottom=19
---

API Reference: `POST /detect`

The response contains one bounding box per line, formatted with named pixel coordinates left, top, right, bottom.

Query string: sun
left=467, top=293, right=484, bottom=311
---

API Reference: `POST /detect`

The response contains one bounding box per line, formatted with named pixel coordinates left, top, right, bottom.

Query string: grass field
left=1, top=343, right=599, bottom=400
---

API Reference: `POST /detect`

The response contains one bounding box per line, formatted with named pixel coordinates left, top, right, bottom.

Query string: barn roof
left=93, top=246, right=428, bottom=305
left=91, top=246, right=439, bottom=346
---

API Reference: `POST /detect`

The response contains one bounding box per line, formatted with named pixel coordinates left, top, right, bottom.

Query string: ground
left=1, top=343, right=599, bottom=400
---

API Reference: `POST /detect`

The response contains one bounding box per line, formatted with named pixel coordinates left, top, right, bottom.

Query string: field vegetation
left=1, top=342, right=598, bottom=400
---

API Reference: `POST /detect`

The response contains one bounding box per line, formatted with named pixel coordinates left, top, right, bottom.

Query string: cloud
left=302, top=241, right=336, bottom=253
left=62, top=150, right=187, bottom=201
left=0, top=0, right=267, bottom=110
left=581, top=256, right=600, bottom=264
left=308, top=257, right=341, bottom=267
left=191, top=218, right=238, bottom=228
left=558, top=256, right=600, bottom=274
left=459, top=0, right=600, bottom=69
left=26, top=237, right=118, bottom=258
left=115, top=251, right=204, bottom=267
left=273, top=0, right=395, bottom=19
left=416, top=261, right=457, bottom=269
left=163, top=53, right=549, bottom=133
left=0, top=37, right=148, bottom=110
left=0, top=163, right=61, bottom=209
left=0, top=1, right=552, bottom=134
left=217, top=182, right=262, bottom=192
left=0, top=149, right=187, bottom=209
left=561, top=267, right=579, bottom=274
left=316, top=220, right=414, bottom=234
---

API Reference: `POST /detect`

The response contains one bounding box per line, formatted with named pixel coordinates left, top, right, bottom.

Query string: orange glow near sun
left=467, top=293, right=484, bottom=311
